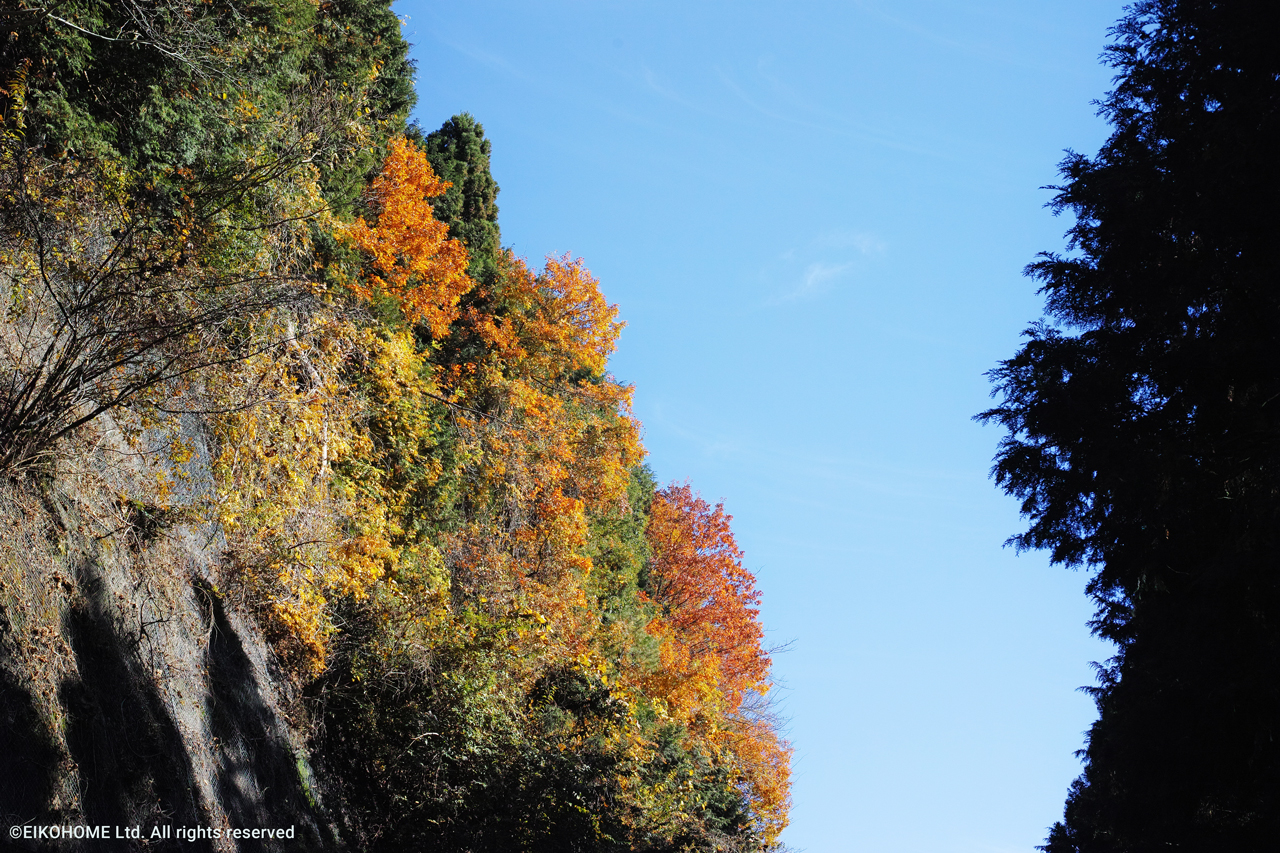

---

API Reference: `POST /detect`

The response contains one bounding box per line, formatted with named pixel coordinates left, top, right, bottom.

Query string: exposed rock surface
left=0, top=414, right=338, bottom=852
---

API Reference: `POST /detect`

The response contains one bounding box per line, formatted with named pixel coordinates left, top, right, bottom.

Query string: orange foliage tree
left=264, top=134, right=789, bottom=847
left=644, top=483, right=792, bottom=845
left=210, top=136, right=472, bottom=672
left=343, top=136, right=473, bottom=337
left=440, top=252, right=641, bottom=665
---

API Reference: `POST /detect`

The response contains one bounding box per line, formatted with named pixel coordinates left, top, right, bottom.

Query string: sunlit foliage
left=343, top=137, right=473, bottom=337
left=1, top=4, right=790, bottom=847
left=643, top=484, right=791, bottom=846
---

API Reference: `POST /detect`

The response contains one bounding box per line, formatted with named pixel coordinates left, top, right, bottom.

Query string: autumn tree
left=980, top=2, right=1280, bottom=849
left=311, top=117, right=792, bottom=846
left=0, top=91, right=334, bottom=472
left=0, top=0, right=415, bottom=474
left=643, top=484, right=791, bottom=847
left=311, top=244, right=649, bottom=851
left=343, top=135, right=473, bottom=337
left=645, top=485, right=769, bottom=711
left=210, top=132, right=476, bottom=670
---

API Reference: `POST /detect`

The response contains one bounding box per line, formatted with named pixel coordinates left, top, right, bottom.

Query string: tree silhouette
left=980, top=2, right=1280, bottom=849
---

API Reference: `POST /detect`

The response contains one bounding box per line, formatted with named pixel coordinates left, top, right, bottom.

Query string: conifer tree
left=421, top=113, right=502, bottom=285
left=980, top=2, right=1280, bottom=850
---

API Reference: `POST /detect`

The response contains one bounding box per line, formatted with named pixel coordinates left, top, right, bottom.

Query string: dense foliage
left=980, top=1, right=1280, bottom=849
left=0, top=1, right=790, bottom=849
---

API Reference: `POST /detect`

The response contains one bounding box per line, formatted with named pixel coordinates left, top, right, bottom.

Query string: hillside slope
left=0, top=3, right=790, bottom=850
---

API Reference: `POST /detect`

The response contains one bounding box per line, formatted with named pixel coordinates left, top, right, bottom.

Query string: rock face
left=0, top=415, right=338, bottom=852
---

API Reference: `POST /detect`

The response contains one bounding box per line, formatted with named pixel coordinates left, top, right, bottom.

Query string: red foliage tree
left=643, top=483, right=791, bottom=843
left=645, top=483, right=769, bottom=707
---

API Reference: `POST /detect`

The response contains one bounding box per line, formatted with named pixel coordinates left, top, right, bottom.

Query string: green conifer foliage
left=1, top=0, right=413, bottom=214
left=421, top=113, right=502, bottom=285
left=3, top=1, right=316, bottom=168
left=309, top=0, right=418, bottom=213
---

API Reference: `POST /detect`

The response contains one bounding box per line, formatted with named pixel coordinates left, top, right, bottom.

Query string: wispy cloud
left=771, top=261, right=856, bottom=303
left=712, top=64, right=960, bottom=162
left=849, top=0, right=1076, bottom=75
left=646, top=401, right=747, bottom=461
left=763, top=229, right=886, bottom=304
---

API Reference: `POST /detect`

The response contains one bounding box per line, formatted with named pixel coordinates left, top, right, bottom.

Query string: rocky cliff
left=0, top=414, right=337, bottom=852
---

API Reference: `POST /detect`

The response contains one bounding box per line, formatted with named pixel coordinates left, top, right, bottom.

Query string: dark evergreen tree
left=413, top=113, right=505, bottom=373
left=420, top=113, right=502, bottom=285
left=979, top=2, right=1280, bottom=850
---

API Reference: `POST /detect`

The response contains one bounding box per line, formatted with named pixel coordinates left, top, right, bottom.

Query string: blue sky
left=399, top=2, right=1121, bottom=850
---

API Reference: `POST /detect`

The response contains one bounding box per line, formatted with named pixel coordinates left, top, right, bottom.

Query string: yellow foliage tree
left=439, top=253, right=641, bottom=668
